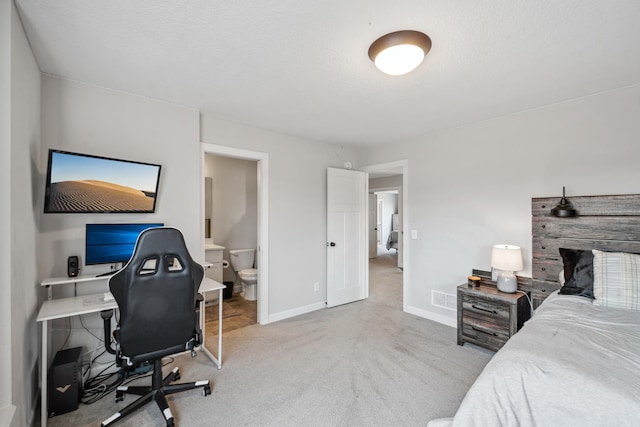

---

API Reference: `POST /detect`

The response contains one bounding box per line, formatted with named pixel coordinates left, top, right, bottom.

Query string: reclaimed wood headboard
left=531, top=193, right=640, bottom=308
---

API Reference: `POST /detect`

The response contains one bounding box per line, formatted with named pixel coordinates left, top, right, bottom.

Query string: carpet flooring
left=44, top=251, right=493, bottom=427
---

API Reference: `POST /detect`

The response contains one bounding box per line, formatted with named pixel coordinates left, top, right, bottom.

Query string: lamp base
left=496, top=271, right=517, bottom=293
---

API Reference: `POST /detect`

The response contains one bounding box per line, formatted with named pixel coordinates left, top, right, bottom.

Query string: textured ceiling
left=15, top=0, right=640, bottom=147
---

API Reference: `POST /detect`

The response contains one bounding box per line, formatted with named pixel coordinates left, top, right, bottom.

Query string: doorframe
left=361, top=160, right=409, bottom=311
left=201, top=143, right=270, bottom=325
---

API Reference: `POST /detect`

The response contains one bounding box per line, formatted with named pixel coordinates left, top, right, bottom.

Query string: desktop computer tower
left=48, top=346, right=82, bottom=417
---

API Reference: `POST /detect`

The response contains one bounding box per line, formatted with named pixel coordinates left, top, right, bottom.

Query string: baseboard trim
left=405, top=305, right=457, bottom=328
left=268, top=301, right=326, bottom=324
left=0, top=404, right=16, bottom=427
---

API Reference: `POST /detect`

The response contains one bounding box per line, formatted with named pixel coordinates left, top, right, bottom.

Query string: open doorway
left=204, top=153, right=258, bottom=334
left=362, top=160, right=408, bottom=311
left=201, top=143, right=269, bottom=331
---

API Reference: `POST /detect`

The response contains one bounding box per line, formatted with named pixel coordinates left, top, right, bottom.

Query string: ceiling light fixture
left=368, top=30, right=432, bottom=76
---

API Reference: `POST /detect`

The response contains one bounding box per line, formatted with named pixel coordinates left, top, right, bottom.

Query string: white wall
left=0, top=0, right=13, bottom=423
left=204, top=154, right=258, bottom=282
left=39, top=75, right=201, bottom=357
left=358, top=84, right=640, bottom=325
left=200, top=116, right=357, bottom=317
left=5, top=2, right=41, bottom=426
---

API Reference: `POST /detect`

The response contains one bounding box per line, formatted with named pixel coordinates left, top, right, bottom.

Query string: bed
left=429, top=193, right=640, bottom=427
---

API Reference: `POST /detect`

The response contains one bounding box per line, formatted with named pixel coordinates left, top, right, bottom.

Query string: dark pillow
left=558, top=248, right=594, bottom=299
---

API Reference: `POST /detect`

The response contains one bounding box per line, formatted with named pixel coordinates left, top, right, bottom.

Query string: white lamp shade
left=491, top=244, right=523, bottom=272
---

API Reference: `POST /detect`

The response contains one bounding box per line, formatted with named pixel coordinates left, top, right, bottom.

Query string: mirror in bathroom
left=204, top=177, right=212, bottom=239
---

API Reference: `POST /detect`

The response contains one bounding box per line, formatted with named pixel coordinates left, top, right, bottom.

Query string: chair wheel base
left=203, top=384, right=211, bottom=396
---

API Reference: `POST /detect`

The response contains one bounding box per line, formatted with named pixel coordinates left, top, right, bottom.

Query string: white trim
left=360, top=160, right=409, bottom=311
left=268, top=302, right=326, bottom=324
left=0, top=405, right=16, bottom=426
left=405, top=305, right=457, bottom=328
left=201, top=143, right=270, bottom=325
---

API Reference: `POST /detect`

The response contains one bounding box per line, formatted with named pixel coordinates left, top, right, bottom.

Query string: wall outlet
left=314, top=282, right=319, bottom=292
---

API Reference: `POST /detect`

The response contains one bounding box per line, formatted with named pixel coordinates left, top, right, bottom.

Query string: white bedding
left=430, top=292, right=640, bottom=427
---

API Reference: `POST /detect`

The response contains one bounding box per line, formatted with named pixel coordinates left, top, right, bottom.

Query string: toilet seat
left=239, top=268, right=258, bottom=280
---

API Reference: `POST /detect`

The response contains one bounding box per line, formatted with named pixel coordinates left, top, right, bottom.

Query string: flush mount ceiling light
left=368, top=30, right=432, bottom=76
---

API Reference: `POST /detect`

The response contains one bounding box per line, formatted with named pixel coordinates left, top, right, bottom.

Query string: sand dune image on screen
left=48, top=180, right=155, bottom=212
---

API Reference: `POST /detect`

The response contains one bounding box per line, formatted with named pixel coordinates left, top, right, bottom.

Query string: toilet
left=228, top=249, right=258, bottom=301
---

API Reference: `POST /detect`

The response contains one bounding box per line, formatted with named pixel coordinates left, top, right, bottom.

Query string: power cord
left=516, top=290, right=534, bottom=319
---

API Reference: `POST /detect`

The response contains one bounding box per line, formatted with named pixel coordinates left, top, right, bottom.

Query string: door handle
left=327, top=242, right=336, bottom=247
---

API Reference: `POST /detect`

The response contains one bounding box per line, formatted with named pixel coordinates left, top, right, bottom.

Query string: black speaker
left=48, top=346, right=82, bottom=417
left=67, top=256, right=79, bottom=278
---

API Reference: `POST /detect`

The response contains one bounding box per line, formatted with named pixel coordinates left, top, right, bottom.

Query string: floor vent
left=432, top=290, right=457, bottom=311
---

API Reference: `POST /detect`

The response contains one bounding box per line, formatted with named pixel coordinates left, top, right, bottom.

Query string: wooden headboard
left=531, top=193, right=640, bottom=308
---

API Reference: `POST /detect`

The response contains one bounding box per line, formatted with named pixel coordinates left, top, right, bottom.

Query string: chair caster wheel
left=174, top=372, right=180, bottom=381
left=203, top=384, right=211, bottom=396
left=166, top=419, right=175, bottom=427
left=115, top=392, right=124, bottom=402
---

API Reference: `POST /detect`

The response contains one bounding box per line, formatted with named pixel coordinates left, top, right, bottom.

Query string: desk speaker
left=67, top=256, right=79, bottom=278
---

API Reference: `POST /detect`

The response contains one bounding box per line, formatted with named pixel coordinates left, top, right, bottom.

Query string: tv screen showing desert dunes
left=44, top=151, right=161, bottom=213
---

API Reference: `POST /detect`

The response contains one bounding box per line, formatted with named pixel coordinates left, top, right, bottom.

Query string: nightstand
left=457, top=284, right=531, bottom=352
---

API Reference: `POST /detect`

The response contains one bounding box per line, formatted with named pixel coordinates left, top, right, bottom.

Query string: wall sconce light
left=550, top=186, right=577, bottom=217
left=368, top=30, right=432, bottom=76
left=491, top=244, right=523, bottom=293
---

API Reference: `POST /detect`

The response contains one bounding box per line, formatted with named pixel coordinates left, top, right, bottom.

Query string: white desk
left=37, top=276, right=225, bottom=427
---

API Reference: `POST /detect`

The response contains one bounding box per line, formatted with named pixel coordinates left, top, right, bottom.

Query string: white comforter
left=430, top=292, right=640, bottom=427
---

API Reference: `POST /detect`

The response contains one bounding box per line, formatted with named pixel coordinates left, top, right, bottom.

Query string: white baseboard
left=0, top=404, right=16, bottom=427
left=267, top=301, right=326, bottom=324
left=404, top=305, right=457, bottom=328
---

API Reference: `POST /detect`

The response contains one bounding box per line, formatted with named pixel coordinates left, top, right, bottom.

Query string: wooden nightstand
left=457, top=284, right=531, bottom=352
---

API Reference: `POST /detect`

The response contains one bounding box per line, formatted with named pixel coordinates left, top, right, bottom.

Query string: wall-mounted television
left=44, top=149, right=162, bottom=213
left=86, top=223, right=164, bottom=266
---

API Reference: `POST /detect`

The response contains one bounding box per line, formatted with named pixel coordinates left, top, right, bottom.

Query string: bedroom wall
left=358, top=84, right=640, bottom=325
left=0, top=0, right=13, bottom=422
left=39, top=75, right=200, bottom=356
left=200, top=116, right=357, bottom=318
left=7, top=3, right=41, bottom=426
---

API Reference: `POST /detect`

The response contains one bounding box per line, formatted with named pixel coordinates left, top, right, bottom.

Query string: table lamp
left=491, top=244, right=523, bottom=293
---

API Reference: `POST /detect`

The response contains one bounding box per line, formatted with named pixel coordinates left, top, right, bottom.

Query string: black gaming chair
left=101, top=227, right=211, bottom=427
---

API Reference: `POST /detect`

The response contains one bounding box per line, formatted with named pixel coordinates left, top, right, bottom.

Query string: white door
left=368, top=193, right=377, bottom=258
left=327, top=167, right=368, bottom=307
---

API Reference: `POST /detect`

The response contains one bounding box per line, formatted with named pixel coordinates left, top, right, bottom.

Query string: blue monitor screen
left=85, top=223, right=164, bottom=265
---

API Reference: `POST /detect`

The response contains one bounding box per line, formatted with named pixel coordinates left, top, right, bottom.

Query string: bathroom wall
left=204, top=154, right=258, bottom=284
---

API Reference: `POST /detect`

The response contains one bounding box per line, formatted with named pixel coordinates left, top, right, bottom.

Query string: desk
left=37, top=277, right=225, bottom=427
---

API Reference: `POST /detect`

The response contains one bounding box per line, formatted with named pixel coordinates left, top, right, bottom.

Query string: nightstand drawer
left=461, top=295, right=510, bottom=325
left=461, top=322, right=508, bottom=350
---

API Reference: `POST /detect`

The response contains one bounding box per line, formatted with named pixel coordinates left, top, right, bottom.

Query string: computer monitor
left=85, top=223, right=164, bottom=266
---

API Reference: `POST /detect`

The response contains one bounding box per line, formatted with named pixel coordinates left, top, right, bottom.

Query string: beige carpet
left=44, top=251, right=492, bottom=427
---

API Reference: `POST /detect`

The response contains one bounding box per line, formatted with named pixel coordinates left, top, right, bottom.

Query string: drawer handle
left=541, top=245, right=546, bottom=249
left=541, top=204, right=546, bottom=208
left=471, top=304, right=498, bottom=315
left=471, top=326, right=498, bottom=337
left=541, top=267, right=546, bottom=271
left=542, top=225, right=546, bottom=229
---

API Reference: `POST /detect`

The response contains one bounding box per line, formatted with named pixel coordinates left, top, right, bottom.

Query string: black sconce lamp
left=551, top=186, right=577, bottom=217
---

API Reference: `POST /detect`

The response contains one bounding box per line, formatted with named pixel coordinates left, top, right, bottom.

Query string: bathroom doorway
left=204, top=153, right=258, bottom=333
left=201, top=143, right=269, bottom=336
